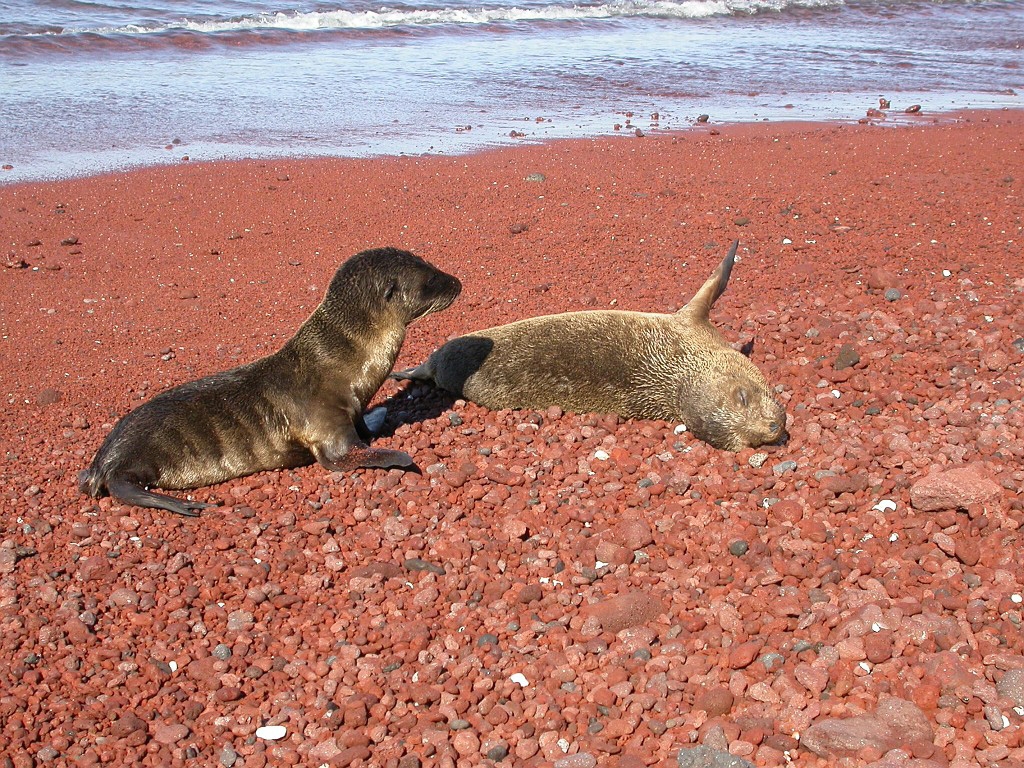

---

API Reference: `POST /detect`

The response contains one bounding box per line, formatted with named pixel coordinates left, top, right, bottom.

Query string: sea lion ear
left=739, top=338, right=755, bottom=358
left=676, top=240, right=738, bottom=322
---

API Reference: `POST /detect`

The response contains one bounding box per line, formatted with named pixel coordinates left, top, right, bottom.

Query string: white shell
left=509, top=673, right=529, bottom=687
left=255, top=725, right=287, bottom=741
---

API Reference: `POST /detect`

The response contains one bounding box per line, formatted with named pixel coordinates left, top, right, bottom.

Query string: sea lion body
left=395, top=242, right=786, bottom=451
left=80, top=247, right=461, bottom=516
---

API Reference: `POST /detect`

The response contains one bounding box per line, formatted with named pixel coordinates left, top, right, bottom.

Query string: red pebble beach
left=1, top=114, right=1023, bottom=767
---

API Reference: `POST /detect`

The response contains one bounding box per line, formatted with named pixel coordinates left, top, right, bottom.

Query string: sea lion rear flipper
left=676, top=240, right=739, bottom=321
left=106, top=478, right=211, bottom=518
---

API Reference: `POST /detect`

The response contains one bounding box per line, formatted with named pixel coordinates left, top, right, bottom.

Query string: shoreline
left=2, top=114, right=1023, bottom=767
left=2, top=102, right=1020, bottom=187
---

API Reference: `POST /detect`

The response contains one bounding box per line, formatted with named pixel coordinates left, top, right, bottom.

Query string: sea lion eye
left=384, top=282, right=398, bottom=302
left=734, top=387, right=749, bottom=408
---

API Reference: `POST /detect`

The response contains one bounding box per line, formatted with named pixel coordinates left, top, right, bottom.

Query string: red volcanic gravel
left=2, top=113, right=1024, bottom=768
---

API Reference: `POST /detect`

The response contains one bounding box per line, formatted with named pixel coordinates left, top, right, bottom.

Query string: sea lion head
left=323, top=247, right=462, bottom=327
left=680, top=349, right=788, bottom=451
left=674, top=240, right=787, bottom=450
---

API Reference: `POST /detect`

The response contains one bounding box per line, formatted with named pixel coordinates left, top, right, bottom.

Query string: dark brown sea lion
left=80, top=247, right=461, bottom=516
left=393, top=241, right=786, bottom=451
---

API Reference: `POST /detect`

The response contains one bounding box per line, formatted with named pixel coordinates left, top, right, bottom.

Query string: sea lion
left=80, top=247, right=462, bottom=516
left=393, top=241, right=786, bottom=451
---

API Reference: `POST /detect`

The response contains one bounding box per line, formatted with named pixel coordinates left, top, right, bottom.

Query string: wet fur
left=394, top=241, right=786, bottom=451
left=80, top=247, right=461, bottom=516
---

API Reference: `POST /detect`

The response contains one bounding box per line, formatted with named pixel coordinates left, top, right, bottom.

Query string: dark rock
left=404, top=558, right=445, bottom=575
left=834, top=343, right=860, bottom=370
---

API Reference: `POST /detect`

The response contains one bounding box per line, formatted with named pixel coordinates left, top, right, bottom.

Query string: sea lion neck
left=288, top=302, right=405, bottom=367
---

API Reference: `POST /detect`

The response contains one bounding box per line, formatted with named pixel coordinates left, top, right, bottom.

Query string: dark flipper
left=317, top=446, right=418, bottom=472
left=107, top=477, right=211, bottom=518
left=677, top=239, right=739, bottom=321
left=389, top=365, right=426, bottom=382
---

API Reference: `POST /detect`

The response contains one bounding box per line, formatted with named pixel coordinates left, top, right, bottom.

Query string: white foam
left=53, top=0, right=846, bottom=37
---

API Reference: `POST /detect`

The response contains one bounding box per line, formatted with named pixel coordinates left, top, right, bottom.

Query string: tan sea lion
left=80, top=247, right=461, bottom=516
left=393, top=241, right=786, bottom=451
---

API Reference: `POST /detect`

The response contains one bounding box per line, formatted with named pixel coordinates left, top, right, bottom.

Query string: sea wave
left=26, top=0, right=846, bottom=37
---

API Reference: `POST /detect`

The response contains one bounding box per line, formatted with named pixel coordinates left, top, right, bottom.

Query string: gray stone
left=677, top=744, right=755, bottom=768
left=997, top=669, right=1024, bottom=707
left=486, top=743, right=510, bottom=761
left=772, top=460, right=798, bottom=476
left=219, top=746, right=238, bottom=768
left=728, top=540, right=749, bottom=556
left=212, top=643, right=232, bottom=660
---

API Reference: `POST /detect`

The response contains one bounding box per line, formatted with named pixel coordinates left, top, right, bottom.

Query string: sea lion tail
left=677, top=239, right=738, bottom=321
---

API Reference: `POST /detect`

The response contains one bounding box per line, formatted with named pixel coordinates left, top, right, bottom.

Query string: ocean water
left=1, top=0, right=1021, bottom=182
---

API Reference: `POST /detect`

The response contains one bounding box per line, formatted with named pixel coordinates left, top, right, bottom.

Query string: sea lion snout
left=734, top=378, right=788, bottom=451
left=413, top=269, right=462, bottom=320
left=341, top=247, right=461, bottom=323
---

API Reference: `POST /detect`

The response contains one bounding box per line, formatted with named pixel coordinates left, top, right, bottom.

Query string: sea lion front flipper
left=106, top=478, right=211, bottom=518
left=311, top=419, right=417, bottom=473
left=676, top=239, right=739, bottom=321
left=326, top=446, right=418, bottom=472
left=315, top=442, right=417, bottom=472
left=390, top=364, right=430, bottom=382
